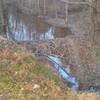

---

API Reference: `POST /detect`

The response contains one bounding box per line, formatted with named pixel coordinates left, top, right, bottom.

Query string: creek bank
left=19, top=35, right=100, bottom=89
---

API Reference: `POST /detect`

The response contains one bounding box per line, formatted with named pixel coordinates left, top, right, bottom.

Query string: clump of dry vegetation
left=0, top=39, right=100, bottom=100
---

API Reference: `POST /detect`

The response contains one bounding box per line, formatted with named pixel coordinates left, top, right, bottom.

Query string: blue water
left=48, top=55, right=79, bottom=91
left=7, top=15, right=54, bottom=41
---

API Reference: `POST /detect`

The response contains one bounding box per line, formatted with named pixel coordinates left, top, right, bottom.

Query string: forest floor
left=0, top=38, right=100, bottom=100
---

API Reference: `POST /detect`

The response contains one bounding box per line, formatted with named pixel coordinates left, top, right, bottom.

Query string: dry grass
left=0, top=39, right=100, bottom=100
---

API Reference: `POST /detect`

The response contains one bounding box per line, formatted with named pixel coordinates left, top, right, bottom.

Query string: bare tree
left=89, top=0, right=97, bottom=45
left=0, top=0, right=4, bottom=33
left=43, top=0, right=46, bottom=16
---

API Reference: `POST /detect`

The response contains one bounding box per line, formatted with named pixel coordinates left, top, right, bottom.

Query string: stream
left=47, top=55, right=79, bottom=91
left=6, top=13, right=79, bottom=91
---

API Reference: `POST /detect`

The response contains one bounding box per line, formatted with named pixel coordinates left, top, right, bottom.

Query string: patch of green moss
left=96, top=24, right=100, bottom=30
left=12, top=45, right=22, bottom=52
left=22, top=56, right=34, bottom=63
left=10, top=60, right=23, bottom=71
left=0, top=60, right=11, bottom=68
left=95, top=48, right=100, bottom=60
left=0, top=41, right=5, bottom=49
left=33, top=64, right=59, bottom=84
left=0, top=76, right=20, bottom=92
left=41, top=96, right=50, bottom=100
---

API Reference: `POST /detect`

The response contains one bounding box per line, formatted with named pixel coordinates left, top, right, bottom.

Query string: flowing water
left=47, top=55, right=79, bottom=91
left=3, top=7, right=80, bottom=91
left=6, top=12, right=71, bottom=41
left=5, top=11, right=79, bottom=90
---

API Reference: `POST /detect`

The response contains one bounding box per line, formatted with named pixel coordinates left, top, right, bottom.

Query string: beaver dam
left=0, top=0, right=100, bottom=95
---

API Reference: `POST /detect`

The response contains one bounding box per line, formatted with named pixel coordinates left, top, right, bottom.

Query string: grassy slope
left=0, top=39, right=100, bottom=100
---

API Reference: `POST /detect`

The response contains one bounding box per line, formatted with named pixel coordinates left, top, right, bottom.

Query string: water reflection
left=7, top=13, right=70, bottom=41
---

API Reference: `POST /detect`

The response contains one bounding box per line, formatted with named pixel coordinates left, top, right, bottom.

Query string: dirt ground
left=0, top=39, right=100, bottom=100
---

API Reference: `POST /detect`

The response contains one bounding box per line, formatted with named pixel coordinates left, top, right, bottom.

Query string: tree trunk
left=0, top=0, right=4, bottom=33
left=89, top=0, right=97, bottom=45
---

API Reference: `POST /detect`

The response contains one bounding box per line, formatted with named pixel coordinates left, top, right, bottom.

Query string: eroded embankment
left=20, top=35, right=100, bottom=89
left=0, top=38, right=100, bottom=100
